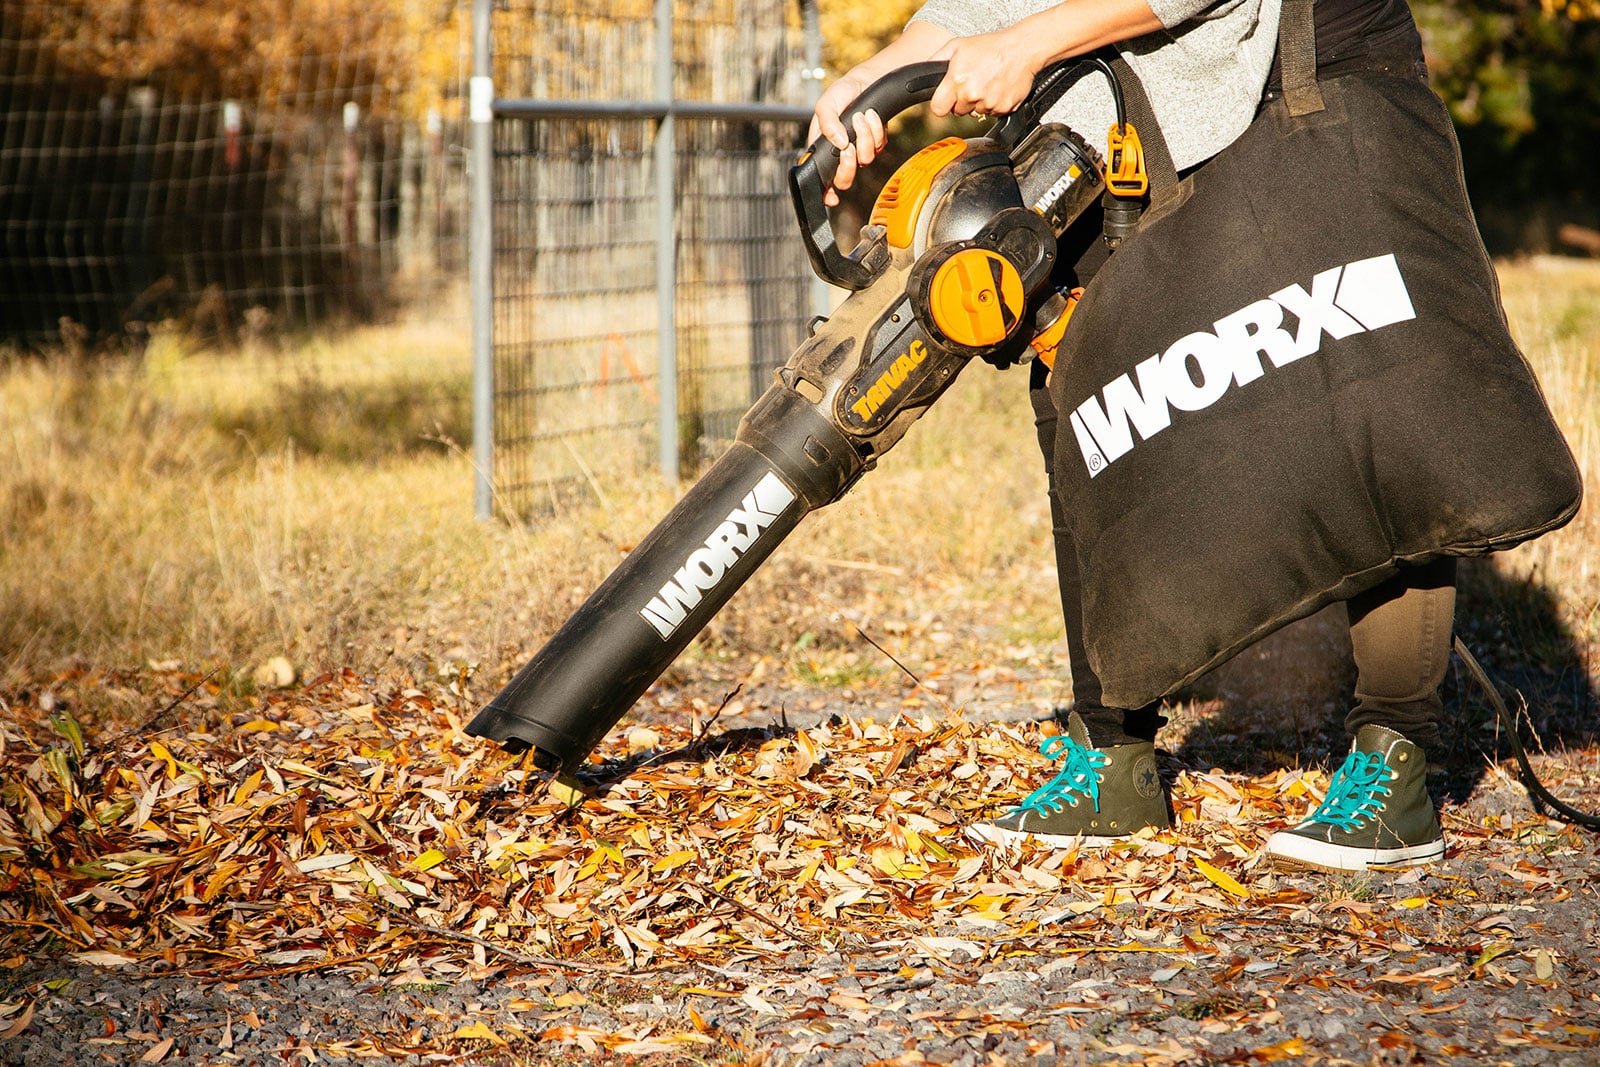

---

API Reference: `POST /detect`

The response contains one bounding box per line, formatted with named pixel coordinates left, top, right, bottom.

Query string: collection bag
left=1051, top=22, right=1583, bottom=709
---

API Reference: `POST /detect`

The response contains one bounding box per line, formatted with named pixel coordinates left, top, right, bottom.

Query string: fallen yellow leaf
left=1474, top=942, right=1515, bottom=970
left=452, top=1020, right=507, bottom=1045
left=1193, top=857, right=1251, bottom=899
left=651, top=849, right=696, bottom=873
left=232, top=768, right=265, bottom=807
left=870, top=846, right=907, bottom=877
left=413, top=848, right=447, bottom=871
left=201, top=862, right=241, bottom=903
left=1251, top=1037, right=1305, bottom=1062
left=149, top=741, right=178, bottom=780
left=548, top=774, right=585, bottom=806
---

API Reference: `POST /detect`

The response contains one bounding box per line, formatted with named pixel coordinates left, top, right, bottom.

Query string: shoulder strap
left=1279, top=0, right=1326, bottom=116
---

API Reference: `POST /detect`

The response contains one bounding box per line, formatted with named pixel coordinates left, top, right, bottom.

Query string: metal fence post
left=126, top=87, right=159, bottom=314
left=342, top=101, right=360, bottom=251
left=799, top=0, right=831, bottom=321
left=654, top=0, right=680, bottom=483
left=470, top=0, right=495, bottom=519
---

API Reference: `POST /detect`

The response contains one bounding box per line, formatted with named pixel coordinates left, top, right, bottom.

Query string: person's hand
left=809, top=71, right=888, bottom=208
left=805, top=21, right=956, bottom=207
left=929, top=29, right=1040, bottom=119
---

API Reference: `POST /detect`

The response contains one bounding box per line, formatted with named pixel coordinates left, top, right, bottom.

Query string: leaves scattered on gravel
left=3, top=669, right=1599, bottom=1064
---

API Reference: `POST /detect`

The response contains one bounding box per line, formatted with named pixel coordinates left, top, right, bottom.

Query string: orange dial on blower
left=928, top=249, right=1024, bottom=347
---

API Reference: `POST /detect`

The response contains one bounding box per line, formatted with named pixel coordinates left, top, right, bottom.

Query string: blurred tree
left=817, top=0, right=923, bottom=73
left=3, top=0, right=462, bottom=118
left=1415, top=0, right=1598, bottom=249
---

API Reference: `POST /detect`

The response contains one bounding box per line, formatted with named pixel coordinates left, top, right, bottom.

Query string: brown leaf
left=139, top=1037, right=174, bottom=1062
left=1, top=1002, right=34, bottom=1040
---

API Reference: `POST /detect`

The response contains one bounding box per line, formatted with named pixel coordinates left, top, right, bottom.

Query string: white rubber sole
left=964, top=822, right=1125, bottom=850
left=1264, top=830, right=1445, bottom=874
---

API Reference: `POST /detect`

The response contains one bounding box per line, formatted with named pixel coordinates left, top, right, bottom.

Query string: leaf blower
left=467, top=59, right=1137, bottom=779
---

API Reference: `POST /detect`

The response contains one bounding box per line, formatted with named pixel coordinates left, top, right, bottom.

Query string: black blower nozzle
left=466, top=386, right=864, bottom=771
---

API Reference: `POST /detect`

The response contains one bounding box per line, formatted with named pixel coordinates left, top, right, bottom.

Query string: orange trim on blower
left=1029, top=287, right=1084, bottom=370
left=870, top=138, right=968, bottom=248
left=928, top=249, right=1025, bottom=348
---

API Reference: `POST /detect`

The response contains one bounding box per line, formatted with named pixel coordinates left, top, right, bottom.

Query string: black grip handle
left=804, top=61, right=949, bottom=189
left=790, top=62, right=949, bottom=291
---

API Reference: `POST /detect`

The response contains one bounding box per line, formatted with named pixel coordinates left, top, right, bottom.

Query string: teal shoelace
left=1307, top=750, right=1395, bottom=831
left=1016, top=734, right=1110, bottom=816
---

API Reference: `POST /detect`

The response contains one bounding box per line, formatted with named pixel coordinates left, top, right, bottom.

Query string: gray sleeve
left=912, top=0, right=1223, bottom=37
left=1145, top=0, right=1242, bottom=29
left=906, top=0, right=1013, bottom=38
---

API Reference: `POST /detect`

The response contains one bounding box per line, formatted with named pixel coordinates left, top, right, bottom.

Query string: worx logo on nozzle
left=638, top=471, right=797, bottom=639
left=1069, top=253, right=1418, bottom=477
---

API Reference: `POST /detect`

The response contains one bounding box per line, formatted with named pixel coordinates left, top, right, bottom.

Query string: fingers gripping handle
left=806, top=62, right=948, bottom=188
left=790, top=62, right=948, bottom=291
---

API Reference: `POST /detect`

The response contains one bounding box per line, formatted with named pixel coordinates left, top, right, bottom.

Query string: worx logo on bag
left=1068, top=253, right=1417, bottom=477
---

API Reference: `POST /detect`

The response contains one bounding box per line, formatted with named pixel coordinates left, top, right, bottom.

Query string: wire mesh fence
left=3, top=0, right=825, bottom=516
left=486, top=0, right=822, bottom=520
left=0, top=0, right=469, bottom=348
left=491, top=116, right=661, bottom=501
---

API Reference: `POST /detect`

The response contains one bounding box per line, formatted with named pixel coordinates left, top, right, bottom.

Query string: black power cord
left=1453, top=635, right=1600, bottom=831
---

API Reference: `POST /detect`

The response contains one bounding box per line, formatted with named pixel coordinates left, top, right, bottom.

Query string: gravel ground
left=6, top=752, right=1598, bottom=1067
left=6, top=614, right=1598, bottom=1066
left=5, top=836, right=1599, bottom=1067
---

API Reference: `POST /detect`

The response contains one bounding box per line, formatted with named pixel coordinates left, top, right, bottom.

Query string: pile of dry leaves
left=1, top=669, right=1596, bottom=1062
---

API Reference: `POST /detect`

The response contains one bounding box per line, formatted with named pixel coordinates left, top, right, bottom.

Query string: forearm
left=921, top=0, right=1165, bottom=118
left=999, top=0, right=1165, bottom=70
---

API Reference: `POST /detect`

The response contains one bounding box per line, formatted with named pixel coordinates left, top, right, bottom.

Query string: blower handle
left=789, top=58, right=1097, bottom=290
left=802, top=62, right=949, bottom=190
left=789, top=61, right=948, bottom=291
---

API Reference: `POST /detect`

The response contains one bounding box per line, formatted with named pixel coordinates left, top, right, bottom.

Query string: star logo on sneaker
left=1133, top=754, right=1160, bottom=799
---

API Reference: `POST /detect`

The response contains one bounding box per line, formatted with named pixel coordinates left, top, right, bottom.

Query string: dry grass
left=0, top=295, right=1056, bottom=728
left=1493, top=255, right=1600, bottom=625
left=2, top=258, right=1597, bottom=737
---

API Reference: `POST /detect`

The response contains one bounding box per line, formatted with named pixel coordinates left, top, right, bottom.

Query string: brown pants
left=1030, top=366, right=1456, bottom=749
left=1344, top=555, right=1456, bottom=746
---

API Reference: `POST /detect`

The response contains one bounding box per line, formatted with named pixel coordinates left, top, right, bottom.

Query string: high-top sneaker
left=966, top=712, right=1169, bottom=848
left=1265, top=724, right=1445, bottom=873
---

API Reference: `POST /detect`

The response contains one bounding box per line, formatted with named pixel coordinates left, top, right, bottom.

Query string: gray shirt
left=910, top=0, right=1283, bottom=170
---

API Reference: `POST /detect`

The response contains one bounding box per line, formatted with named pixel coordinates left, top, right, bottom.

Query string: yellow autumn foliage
left=8, top=0, right=844, bottom=116
left=4, top=0, right=461, bottom=119
left=818, top=0, right=924, bottom=73
left=1540, top=0, right=1600, bottom=16
left=10, top=0, right=1591, bottom=123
